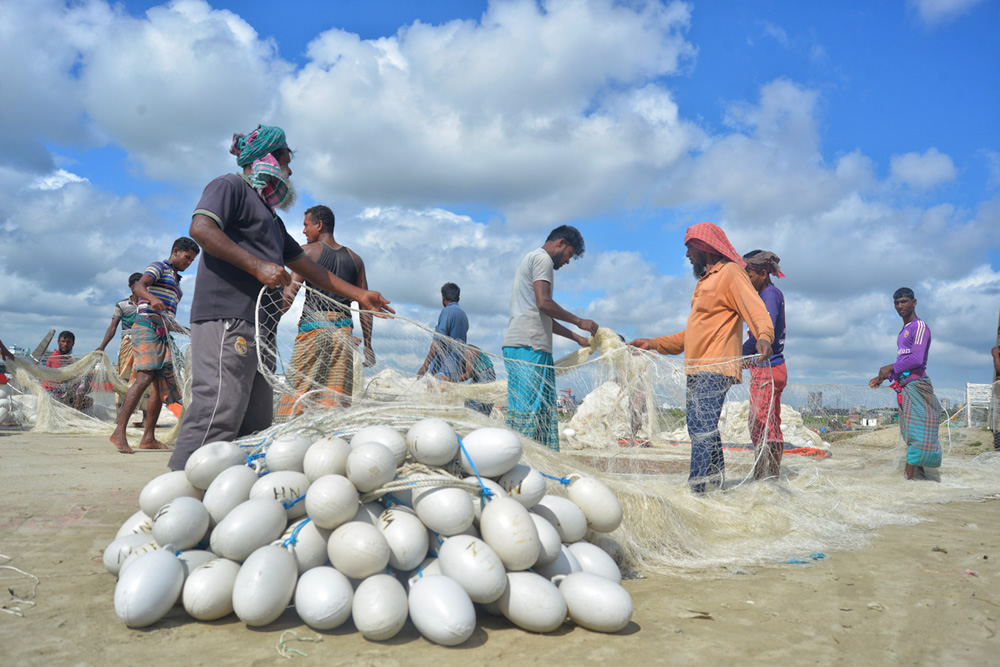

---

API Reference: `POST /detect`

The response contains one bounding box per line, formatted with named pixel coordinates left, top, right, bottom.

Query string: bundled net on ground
left=5, top=282, right=1000, bottom=573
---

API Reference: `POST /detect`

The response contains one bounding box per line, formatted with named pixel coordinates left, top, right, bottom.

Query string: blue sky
left=1, top=0, right=998, bottom=392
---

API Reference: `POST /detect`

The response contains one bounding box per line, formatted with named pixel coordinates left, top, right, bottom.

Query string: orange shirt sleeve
left=650, top=331, right=685, bottom=355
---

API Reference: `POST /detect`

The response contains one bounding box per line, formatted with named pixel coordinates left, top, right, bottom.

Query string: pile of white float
left=106, top=419, right=633, bottom=646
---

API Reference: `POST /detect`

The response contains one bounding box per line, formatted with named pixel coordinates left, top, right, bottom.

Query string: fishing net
left=1, top=326, right=191, bottom=443
left=5, top=282, right=999, bottom=573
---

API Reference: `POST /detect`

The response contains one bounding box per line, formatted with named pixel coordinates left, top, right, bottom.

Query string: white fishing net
left=5, top=283, right=999, bottom=573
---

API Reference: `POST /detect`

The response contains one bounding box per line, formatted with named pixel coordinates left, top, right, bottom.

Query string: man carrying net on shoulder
left=109, top=238, right=199, bottom=454
left=502, top=225, right=598, bottom=452
left=630, top=222, right=774, bottom=493
left=277, top=205, right=375, bottom=418
left=869, top=288, right=942, bottom=480
left=168, top=124, right=393, bottom=472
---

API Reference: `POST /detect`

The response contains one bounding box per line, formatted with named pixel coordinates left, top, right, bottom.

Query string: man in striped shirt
left=109, top=237, right=199, bottom=454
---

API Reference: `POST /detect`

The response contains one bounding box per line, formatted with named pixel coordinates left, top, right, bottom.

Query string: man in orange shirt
left=630, top=222, right=774, bottom=492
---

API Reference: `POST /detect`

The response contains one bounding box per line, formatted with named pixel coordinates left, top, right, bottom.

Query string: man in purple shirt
left=870, top=287, right=942, bottom=479
left=742, top=250, right=787, bottom=480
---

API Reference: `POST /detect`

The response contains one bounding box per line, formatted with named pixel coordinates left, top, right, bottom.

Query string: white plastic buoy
left=479, top=497, right=540, bottom=571
left=351, top=574, right=408, bottom=641
left=209, top=498, right=287, bottom=562
left=139, top=471, right=203, bottom=518
left=496, top=464, right=547, bottom=509
left=304, top=474, right=359, bottom=529
left=327, top=521, right=391, bottom=579
left=276, top=519, right=332, bottom=574
left=555, top=571, right=632, bottom=633
left=351, top=425, right=407, bottom=466
left=294, top=566, right=354, bottom=630
left=202, top=465, right=258, bottom=525
left=378, top=506, right=430, bottom=572
left=533, top=495, right=588, bottom=543
left=264, top=433, right=314, bottom=473
left=303, top=436, right=352, bottom=482
left=250, top=470, right=310, bottom=520
left=567, top=542, right=622, bottom=584
left=406, top=418, right=460, bottom=466
left=233, top=545, right=298, bottom=627
left=182, top=558, right=240, bottom=621
left=497, top=571, right=567, bottom=633
left=408, top=575, right=476, bottom=646
left=184, top=441, right=245, bottom=490
left=533, top=544, right=582, bottom=581
left=114, top=547, right=185, bottom=628
left=345, top=441, right=396, bottom=493
left=115, top=509, right=153, bottom=539
left=103, top=533, right=156, bottom=576
left=176, top=550, right=216, bottom=580
left=152, top=496, right=210, bottom=551
left=567, top=476, right=623, bottom=533
left=412, top=484, right=474, bottom=536
left=118, top=539, right=162, bottom=576
left=464, top=476, right=506, bottom=525
left=459, top=427, right=522, bottom=477
left=528, top=512, right=563, bottom=567
left=437, top=534, right=507, bottom=604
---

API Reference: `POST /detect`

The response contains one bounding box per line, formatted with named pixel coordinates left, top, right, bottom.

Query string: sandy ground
left=1, top=429, right=999, bottom=666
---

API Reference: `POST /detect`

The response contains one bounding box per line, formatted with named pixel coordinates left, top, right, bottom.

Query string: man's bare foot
left=138, top=439, right=170, bottom=451
left=110, top=433, right=134, bottom=454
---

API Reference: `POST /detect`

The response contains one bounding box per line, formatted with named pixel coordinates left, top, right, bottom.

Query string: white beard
left=276, top=178, right=297, bottom=211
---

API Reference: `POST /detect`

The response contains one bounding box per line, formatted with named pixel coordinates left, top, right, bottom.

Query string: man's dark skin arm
left=97, top=316, right=122, bottom=352
left=533, top=280, right=598, bottom=347
left=191, top=215, right=393, bottom=315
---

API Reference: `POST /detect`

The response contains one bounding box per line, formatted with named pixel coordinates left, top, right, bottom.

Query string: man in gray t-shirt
left=168, top=124, right=393, bottom=472
left=502, top=225, right=598, bottom=451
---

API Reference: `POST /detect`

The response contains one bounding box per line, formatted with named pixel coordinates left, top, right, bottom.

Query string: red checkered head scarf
left=684, top=222, right=745, bottom=268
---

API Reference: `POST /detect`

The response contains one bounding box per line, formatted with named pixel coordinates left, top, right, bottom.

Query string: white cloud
left=909, top=0, right=987, bottom=26
left=279, top=0, right=699, bottom=226
left=30, top=169, right=88, bottom=191
left=760, top=21, right=790, bottom=48
left=889, top=148, right=957, bottom=190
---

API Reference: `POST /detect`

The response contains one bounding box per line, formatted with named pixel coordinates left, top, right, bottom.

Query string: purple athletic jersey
left=743, top=284, right=785, bottom=366
left=888, top=317, right=930, bottom=385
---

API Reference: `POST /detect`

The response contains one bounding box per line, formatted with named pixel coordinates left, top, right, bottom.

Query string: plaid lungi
left=117, top=332, right=135, bottom=382
left=503, top=346, right=559, bottom=452
left=276, top=314, right=355, bottom=419
left=131, top=315, right=181, bottom=404
left=900, top=377, right=942, bottom=468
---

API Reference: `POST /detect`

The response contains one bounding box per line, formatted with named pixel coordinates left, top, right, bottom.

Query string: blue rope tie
left=539, top=471, right=572, bottom=485
left=282, top=493, right=306, bottom=510
left=457, top=435, right=494, bottom=504
left=283, top=517, right=311, bottom=547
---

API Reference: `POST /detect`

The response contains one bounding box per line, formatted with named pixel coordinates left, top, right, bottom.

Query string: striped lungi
left=276, top=314, right=355, bottom=420
left=131, top=314, right=181, bottom=404
left=503, top=346, right=559, bottom=452
left=900, top=377, right=942, bottom=468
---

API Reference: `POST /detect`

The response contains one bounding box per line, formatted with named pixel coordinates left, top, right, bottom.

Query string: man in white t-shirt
left=502, top=225, right=598, bottom=451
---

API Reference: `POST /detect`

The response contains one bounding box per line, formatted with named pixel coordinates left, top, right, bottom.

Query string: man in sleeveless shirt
left=277, top=205, right=375, bottom=417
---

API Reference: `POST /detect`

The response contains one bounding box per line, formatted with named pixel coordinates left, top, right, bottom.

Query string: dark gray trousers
left=168, top=318, right=273, bottom=471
